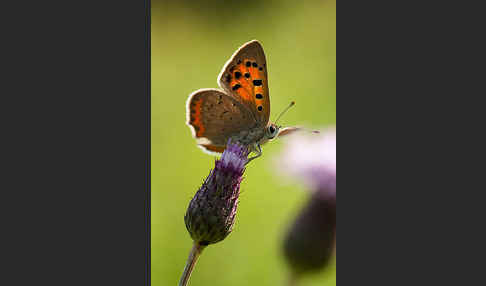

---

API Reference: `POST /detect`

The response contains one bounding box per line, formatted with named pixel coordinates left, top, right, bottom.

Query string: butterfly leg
left=246, top=143, right=262, bottom=165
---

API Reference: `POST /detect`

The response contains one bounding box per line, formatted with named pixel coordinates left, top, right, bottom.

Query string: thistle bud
left=184, top=140, right=249, bottom=245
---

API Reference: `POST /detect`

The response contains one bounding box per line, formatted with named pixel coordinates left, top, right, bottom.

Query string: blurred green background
left=151, top=0, right=335, bottom=285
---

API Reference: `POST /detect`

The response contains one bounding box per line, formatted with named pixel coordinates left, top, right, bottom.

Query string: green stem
left=179, top=242, right=206, bottom=286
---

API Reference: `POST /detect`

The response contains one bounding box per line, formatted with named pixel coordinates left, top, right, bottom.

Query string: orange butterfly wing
left=186, top=88, right=256, bottom=154
left=218, top=40, right=270, bottom=127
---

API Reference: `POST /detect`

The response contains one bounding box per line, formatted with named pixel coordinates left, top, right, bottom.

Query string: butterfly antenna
left=275, top=101, right=295, bottom=126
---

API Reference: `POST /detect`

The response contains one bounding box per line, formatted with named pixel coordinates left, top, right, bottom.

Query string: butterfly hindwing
left=186, top=88, right=256, bottom=153
left=217, top=40, right=270, bottom=127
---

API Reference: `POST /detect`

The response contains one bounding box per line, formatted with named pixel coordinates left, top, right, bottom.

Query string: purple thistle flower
left=184, top=140, right=249, bottom=245
left=180, top=140, right=249, bottom=286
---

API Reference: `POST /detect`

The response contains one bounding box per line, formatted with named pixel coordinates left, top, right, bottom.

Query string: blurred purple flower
left=283, top=193, right=336, bottom=277
left=275, top=128, right=336, bottom=281
left=276, top=128, right=336, bottom=199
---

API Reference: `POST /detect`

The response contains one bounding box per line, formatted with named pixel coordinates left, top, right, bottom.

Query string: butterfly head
left=265, top=123, right=280, bottom=140
left=263, top=101, right=296, bottom=141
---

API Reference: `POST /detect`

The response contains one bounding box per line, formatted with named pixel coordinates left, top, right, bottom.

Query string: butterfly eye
left=268, top=125, right=278, bottom=139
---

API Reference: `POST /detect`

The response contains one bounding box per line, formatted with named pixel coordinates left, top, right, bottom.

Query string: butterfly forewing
left=186, top=88, right=256, bottom=153
left=217, top=40, right=271, bottom=127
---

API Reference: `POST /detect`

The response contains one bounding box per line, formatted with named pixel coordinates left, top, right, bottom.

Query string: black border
left=145, top=0, right=151, bottom=284
left=2, top=1, right=151, bottom=284
left=337, top=0, right=485, bottom=284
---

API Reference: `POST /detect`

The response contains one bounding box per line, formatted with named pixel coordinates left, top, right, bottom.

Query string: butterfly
left=186, top=40, right=300, bottom=163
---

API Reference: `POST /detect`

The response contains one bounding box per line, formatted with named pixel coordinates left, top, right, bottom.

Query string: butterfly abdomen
left=229, top=127, right=266, bottom=146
